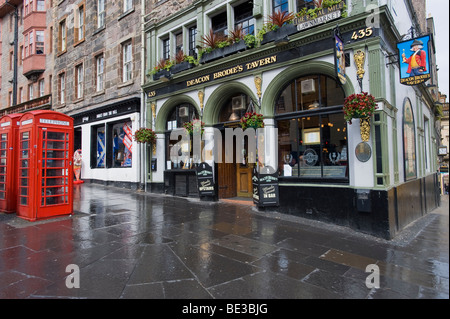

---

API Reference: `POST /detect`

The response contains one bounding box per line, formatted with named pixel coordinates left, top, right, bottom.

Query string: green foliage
left=134, top=128, right=157, bottom=144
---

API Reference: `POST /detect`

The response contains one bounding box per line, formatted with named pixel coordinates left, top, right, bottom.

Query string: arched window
left=165, top=103, right=199, bottom=169
left=402, top=98, right=416, bottom=181
left=275, top=74, right=348, bottom=181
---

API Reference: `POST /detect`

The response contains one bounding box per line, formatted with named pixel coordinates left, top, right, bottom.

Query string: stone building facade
left=53, top=0, right=143, bottom=188
left=0, top=0, right=54, bottom=114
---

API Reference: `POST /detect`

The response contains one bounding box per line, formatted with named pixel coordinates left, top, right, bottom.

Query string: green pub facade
left=140, top=0, right=441, bottom=239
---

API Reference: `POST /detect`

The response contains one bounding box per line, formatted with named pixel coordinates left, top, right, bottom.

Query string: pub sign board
left=252, top=166, right=279, bottom=208
left=196, top=162, right=215, bottom=197
left=397, top=35, right=432, bottom=86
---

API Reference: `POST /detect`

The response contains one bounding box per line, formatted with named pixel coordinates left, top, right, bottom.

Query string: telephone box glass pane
left=19, top=131, right=30, bottom=206
left=41, top=130, right=69, bottom=206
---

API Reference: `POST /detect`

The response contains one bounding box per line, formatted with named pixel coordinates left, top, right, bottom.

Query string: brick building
left=53, top=0, right=143, bottom=188
left=0, top=0, right=53, bottom=114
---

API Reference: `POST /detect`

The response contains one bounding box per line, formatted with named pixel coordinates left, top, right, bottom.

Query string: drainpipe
left=141, top=0, right=147, bottom=192
left=6, top=1, right=19, bottom=106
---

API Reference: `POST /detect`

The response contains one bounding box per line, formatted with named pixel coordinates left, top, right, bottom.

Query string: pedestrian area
left=0, top=183, right=448, bottom=299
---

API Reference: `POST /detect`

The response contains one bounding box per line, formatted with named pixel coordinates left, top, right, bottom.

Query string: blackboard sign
left=196, top=162, right=215, bottom=196
left=252, top=166, right=279, bottom=207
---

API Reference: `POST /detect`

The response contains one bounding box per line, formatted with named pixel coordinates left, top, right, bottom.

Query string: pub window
left=296, top=0, right=315, bottom=11
left=175, top=31, right=183, bottom=55
left=403, top=98, right=416, bottom=181
left=165, top=104, right=199, bottom=170
left=162, top=37, right=170, bottom=61
left=211, top=11, right=227, bottom=38
left=188, top=26, right=197, bottom=58
left=276, top=74, right=348, bottom=182
left=273, top=0, right=289, bottom=13
left=234, top=2, right=255, bottom=35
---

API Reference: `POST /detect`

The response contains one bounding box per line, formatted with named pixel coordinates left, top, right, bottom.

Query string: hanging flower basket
left=183, top=119, right=205, bottom=136
left=343, top=92, right=378, bottom=124
left=240, top=112, right=264, bottom=130
left=343, top=92, right=377, bottom=142
left=134, top=128, right=157, bottom=144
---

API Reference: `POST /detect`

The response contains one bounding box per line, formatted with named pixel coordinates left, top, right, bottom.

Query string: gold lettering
left=187, top=75, right=210, bottom=87
left=148, top=91, right=156, bottom=98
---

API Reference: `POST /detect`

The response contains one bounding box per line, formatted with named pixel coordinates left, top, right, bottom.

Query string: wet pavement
left=0, top=183, right=448, bottom=299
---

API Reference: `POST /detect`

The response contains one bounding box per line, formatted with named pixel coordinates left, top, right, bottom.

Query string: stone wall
left=54, top=0, right=142, bottom=115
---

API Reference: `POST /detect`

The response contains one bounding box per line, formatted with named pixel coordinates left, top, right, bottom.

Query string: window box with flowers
left=151, top=58, right=173, bottom=81
left=343, top=92, right=378, bottom=142
left=240, top=112, right=264, bottom=130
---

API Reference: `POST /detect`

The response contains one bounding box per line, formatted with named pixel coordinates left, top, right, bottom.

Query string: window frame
left=122, top=41, right=133, bottom=82
left=58, top=18, right=67, bottom=54
left=275, top=74, right=349, bottom=183
left=96, top=54, right=105, bottom=92
left=98, top=0, right=106, bottom=29
left=75, top=63, right=84, bottom=99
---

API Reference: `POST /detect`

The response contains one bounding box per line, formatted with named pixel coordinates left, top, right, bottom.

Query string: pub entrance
left=215, top=93, right=255, bottom=200
left=216, top=129, right=254, bottom=199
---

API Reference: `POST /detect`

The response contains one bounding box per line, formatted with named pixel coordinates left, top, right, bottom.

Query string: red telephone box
left=17, top=111, right=74, bottom=221
left=0, top=114, right=21, bottom=214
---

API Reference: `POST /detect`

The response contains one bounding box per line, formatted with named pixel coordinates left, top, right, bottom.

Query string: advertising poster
left=397, top=35, right=431, bottom=86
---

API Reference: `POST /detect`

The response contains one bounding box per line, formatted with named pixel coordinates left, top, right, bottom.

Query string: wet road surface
left=0, top=183, right=448, bottom=299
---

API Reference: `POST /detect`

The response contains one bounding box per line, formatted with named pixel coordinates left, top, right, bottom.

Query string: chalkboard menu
left=252, top=166, right=279, bottom=207
left=195, top=162, right=215, bottom=196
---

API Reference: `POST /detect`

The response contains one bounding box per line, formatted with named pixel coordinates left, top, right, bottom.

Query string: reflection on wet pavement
left=0, top=183, right=448, bottom=299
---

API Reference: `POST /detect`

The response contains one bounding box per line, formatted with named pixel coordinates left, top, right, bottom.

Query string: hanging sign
left=397, top=35, right=432, bottom=86
left=334, top=31, right=347, bottom=85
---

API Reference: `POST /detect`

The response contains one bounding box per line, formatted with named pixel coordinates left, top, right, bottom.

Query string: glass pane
left=46, top=196, right=66, bottom=205
left=0, top=142, right=6, bottom=149
left=46, top=141, right=65, bottom=150
left=46, top=159, right=65, bottom=168
left=20, top=178, right=28, bottom=186
left=278, top=119, right=299, bottom=177
left=297, top=76, right=320, bottom=111
left=20, top=197, right=28, bottom=205
left=276, top=83, right=296, bottom=114
left=46, top=132, right=65, bottom=140
left=321, top=113, right=348, bottom=178
left=46, top=169, right=64, bottom=177
left=1, top=133, right=7, bottom=141
left=46, top=178, right=65, bottom=186
left=298, top=116, right=321, bottom=178
left=21, top=132, right=29, bottom=140
left=0, top=184, right=5, bottom=191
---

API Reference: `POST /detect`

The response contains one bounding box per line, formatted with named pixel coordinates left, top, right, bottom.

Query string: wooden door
left=236, top=164, right=253, bottom=198
left=217, top=136, right=237, bottom=199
